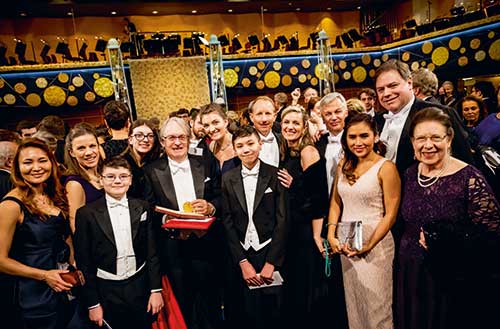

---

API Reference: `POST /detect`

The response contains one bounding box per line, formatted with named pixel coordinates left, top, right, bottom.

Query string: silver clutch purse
left=337, top=221, right=363, bottom=251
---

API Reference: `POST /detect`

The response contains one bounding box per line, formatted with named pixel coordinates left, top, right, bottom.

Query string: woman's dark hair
left=341, top=111, right=386, bottom=184
left=306, top=96, right=321, bottom=115
left=409, top=107, right=454, bottom=140
left=11, top=138, right=69, bottom=219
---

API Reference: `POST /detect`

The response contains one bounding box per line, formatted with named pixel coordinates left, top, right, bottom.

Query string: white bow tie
left=328, top=134, right=341, bottom=144
left=241, top=168, right=259, bottom=179
left=260, top=134, right=275, bottom=143
left=108, top=199, right=128, bottom=208
left=170, top=161, right=190, bottom=175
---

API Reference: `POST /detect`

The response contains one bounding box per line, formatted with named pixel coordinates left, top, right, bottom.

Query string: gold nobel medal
left=183, top=202, right=193, bottom=213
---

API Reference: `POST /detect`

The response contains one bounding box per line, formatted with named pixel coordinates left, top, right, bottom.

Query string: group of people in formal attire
left=0, top=59, right=499, bottom=329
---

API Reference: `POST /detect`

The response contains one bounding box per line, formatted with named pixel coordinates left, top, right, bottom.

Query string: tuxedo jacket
left=74, top=197, right=161, bottom=308
left=394, top=98, right=474, bottom=174
left=222, top=162, right=287, bottom=267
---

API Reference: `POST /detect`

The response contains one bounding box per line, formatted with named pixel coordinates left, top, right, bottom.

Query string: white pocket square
left=140, top=211, right=148, bottom=222
left=204, top=177, right=211, bottom=183
left=264, top=187, right=273, bottom=194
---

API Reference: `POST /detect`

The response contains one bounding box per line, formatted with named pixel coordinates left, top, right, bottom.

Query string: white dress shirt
left=380, top=96, right=414, bottom=163
left=325, top=131, right=343, bottom=195
left=97, top=194, right=143, bottom=281
left=367, top=108, right=375, bottom=117
left=258, top=132, right=280, bottom=168
left=168, top=157, right=197, bottom=210
left=240, top=161, right=271, bottom=251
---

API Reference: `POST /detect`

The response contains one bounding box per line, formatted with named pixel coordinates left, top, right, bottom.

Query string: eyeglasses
left=102, top=174, right=132, bottom=182
left=162, top=134, right=188, bottom=143
left=413, top=134, right=448, bottom=144
left=132, top=133, right=155, bottom=141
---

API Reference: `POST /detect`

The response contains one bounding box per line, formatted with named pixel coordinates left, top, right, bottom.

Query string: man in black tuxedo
left=143, top=117, right=223, bottom=329
left=74, top=156, right=163, bottom=329
left=222, top=126, right=287, bottom=329
left=375, top=59, right=474, bottom=174
left=249, top=96, right=282, bottom=167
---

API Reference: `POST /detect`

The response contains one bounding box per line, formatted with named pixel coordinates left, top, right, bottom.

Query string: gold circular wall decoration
left=257, top=61, right=266, bottom=70
left=67, top=96, right=78, bottom=107
left=72, top=76, right=84, bottom=87
left=241, top=78, right=251, bottom=88
left=314, top=63, right=329, bottom=80
left=35, top=77, right=48, bottom=89
left=475, top=50, right=486, bottom=62
left=301, top=59, right=311, bottom=69
left=14, top=83, right=26, bottom=94
left=373, top=58, right=381, bottom=67
left=273, top=61, right=282, bottom=71
left=351, top=62, right=356, bottom=68
left=69, top=85, right=76, bottom=92
left=85, top=91, right=96, bottom=102
left=338, top=60, right=347, bottom=69
left=307, top=74, right=312, bottom=80
left=381, top=53, right=389, bottom=62
left=458, top=56, right=468, bottom=66
left=411, top=61, right=420, bottom=71
left=4, top=93, right=16, bottom=105
left=264, top=71, right=280, bottom=89
left=460, top=47, right=466, bottom=54
left=298, top=74, right=307, bottom=83
left=427, top=63, right=435, bottom=71
left=0, top=97, right=2, bottom=104
left=234, top=66, right=240, bottom=73
left=422, top=41, right=433, bottom=54
left=369, top=69, right=376, bottom=78
left=255, top=80, right=265, bottom=90
left=224, top=69, right=238, bottom=88
left=0, top=79, right=4, bottom=89
left=249, top=66, right=258, bottom=76
left=342, top=71, right=351, bottom=80
left=431, top=47, right=449, bottom=66
left=421, top=61, right=426, bottom=66
left=488, top=31, right=495, bottom=39
left=290, top=66, right=299, bottom=75
left=361, top=54, right=371, bottom=65
left=43, top=86, right=66, bottom=106
left=333, top=73, right=339, bottom=84
left=256, top=72, right=262, bottom=78
left=282, top=75, right=292, bottom=87
left=402, top=52, right=411, bottom=62
left=488, top=39, right=500, bottom=61
left=449, top=37, right=461, bottom=50
left=352, top=66, right=367, bottom=83
left=310, top=77, right=318, bottom=86
left=94, top=77, right=114, bottom=98
left=26, top=93, right=41, bottom=107
left=470, top=38, right=481, bottom=50
left=57, top=73, right=69, bottom=83
left=93, top=73, right=100, bottom=79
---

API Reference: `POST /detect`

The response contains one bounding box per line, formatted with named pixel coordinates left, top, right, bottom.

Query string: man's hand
left=240, top=260, right=264, bottom=286
left=147, top=292, right=164, bottom=315
left=89, top=305, right=104, bottom=327
left=259, top=262, right=275, bottom=284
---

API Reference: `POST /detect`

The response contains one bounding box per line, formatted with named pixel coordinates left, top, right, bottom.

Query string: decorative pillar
left=208, top=35, right=228, bottom=106
left=317, top=30, right=336, bottom=96
left=107, top=38, right=132, bottom=116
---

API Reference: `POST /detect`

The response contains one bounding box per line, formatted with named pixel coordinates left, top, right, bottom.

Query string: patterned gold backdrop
left=128, top=56, right=210, bottom=120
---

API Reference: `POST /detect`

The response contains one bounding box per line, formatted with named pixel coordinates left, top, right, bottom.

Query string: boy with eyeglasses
left=74, top=156, right=163, bottom=329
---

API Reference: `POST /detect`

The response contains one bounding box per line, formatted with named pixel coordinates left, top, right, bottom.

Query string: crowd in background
left=0, top=59, right=499, bottom=329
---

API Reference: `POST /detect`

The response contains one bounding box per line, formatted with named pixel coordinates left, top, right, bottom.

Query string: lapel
left=154, top=159, right=179, bottom=209
left=95, top=198, right=116, bottom=247
left=230, top=165, right=248, bottom=215
left=315, top=134, right=328, bottom=157
left=253, top=163, right=272, bottom=213
left=189, top=155, right=205, bottom=199
left=128, top=198, right=142, bottom=241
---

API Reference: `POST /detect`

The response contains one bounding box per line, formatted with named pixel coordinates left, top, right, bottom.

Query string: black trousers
left=97, top=269, right=152, bottom=329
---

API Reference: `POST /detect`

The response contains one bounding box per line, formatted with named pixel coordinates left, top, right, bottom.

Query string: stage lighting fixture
left=450, top=6, right=465, bottom=16
left=0, top=45, right=7, bottom=66
left=56, top=41, right=68, bottom=55
left=95, top=39, right=107, bottom=52
left=152, top=32, right=165, bottom=40
left=341, top=33, right=353, bottom=48
left=120, top=42, right=133, bottom=53
left=261, top=35, right=272, bottom=52
left=432, top=18, right=451, bottom=31
left=277, top=35, right=288, bottom=45
left=404, top=19, right=417, bottom=29
left=78, top=42, right=88, bottom=60
left=416, top=23, right=434, bottom=35
left=289, top=36, right=299, bottom=50
left=15, top=40, right=27, bottom=57
left=232, top=34, right=242, bottom=51
left=218, top=34, right=230, bottom=47
left=347, top=29, right=364, bottom=42
left=309, top=32, right=319, bottom=42
left=40, top=44, right=51, bottom=63
left=248, top=35, right=259, bottom=47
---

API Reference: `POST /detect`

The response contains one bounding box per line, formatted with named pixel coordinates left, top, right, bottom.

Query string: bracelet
left=326, top=222, right=337, bottom=227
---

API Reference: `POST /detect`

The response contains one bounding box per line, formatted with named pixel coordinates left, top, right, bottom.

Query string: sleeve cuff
left=151, top=289, right=162, bottom=293
left=88, top=303, right=100, bottom=310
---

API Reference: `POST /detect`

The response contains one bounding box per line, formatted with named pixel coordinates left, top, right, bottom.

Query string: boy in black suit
left=74, top=156, right=163, bottom=329
left=222, top=126, right=287, bottom=329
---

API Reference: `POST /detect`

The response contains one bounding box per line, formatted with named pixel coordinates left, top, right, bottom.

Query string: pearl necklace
left=417, top=157, right=450, bottom=188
